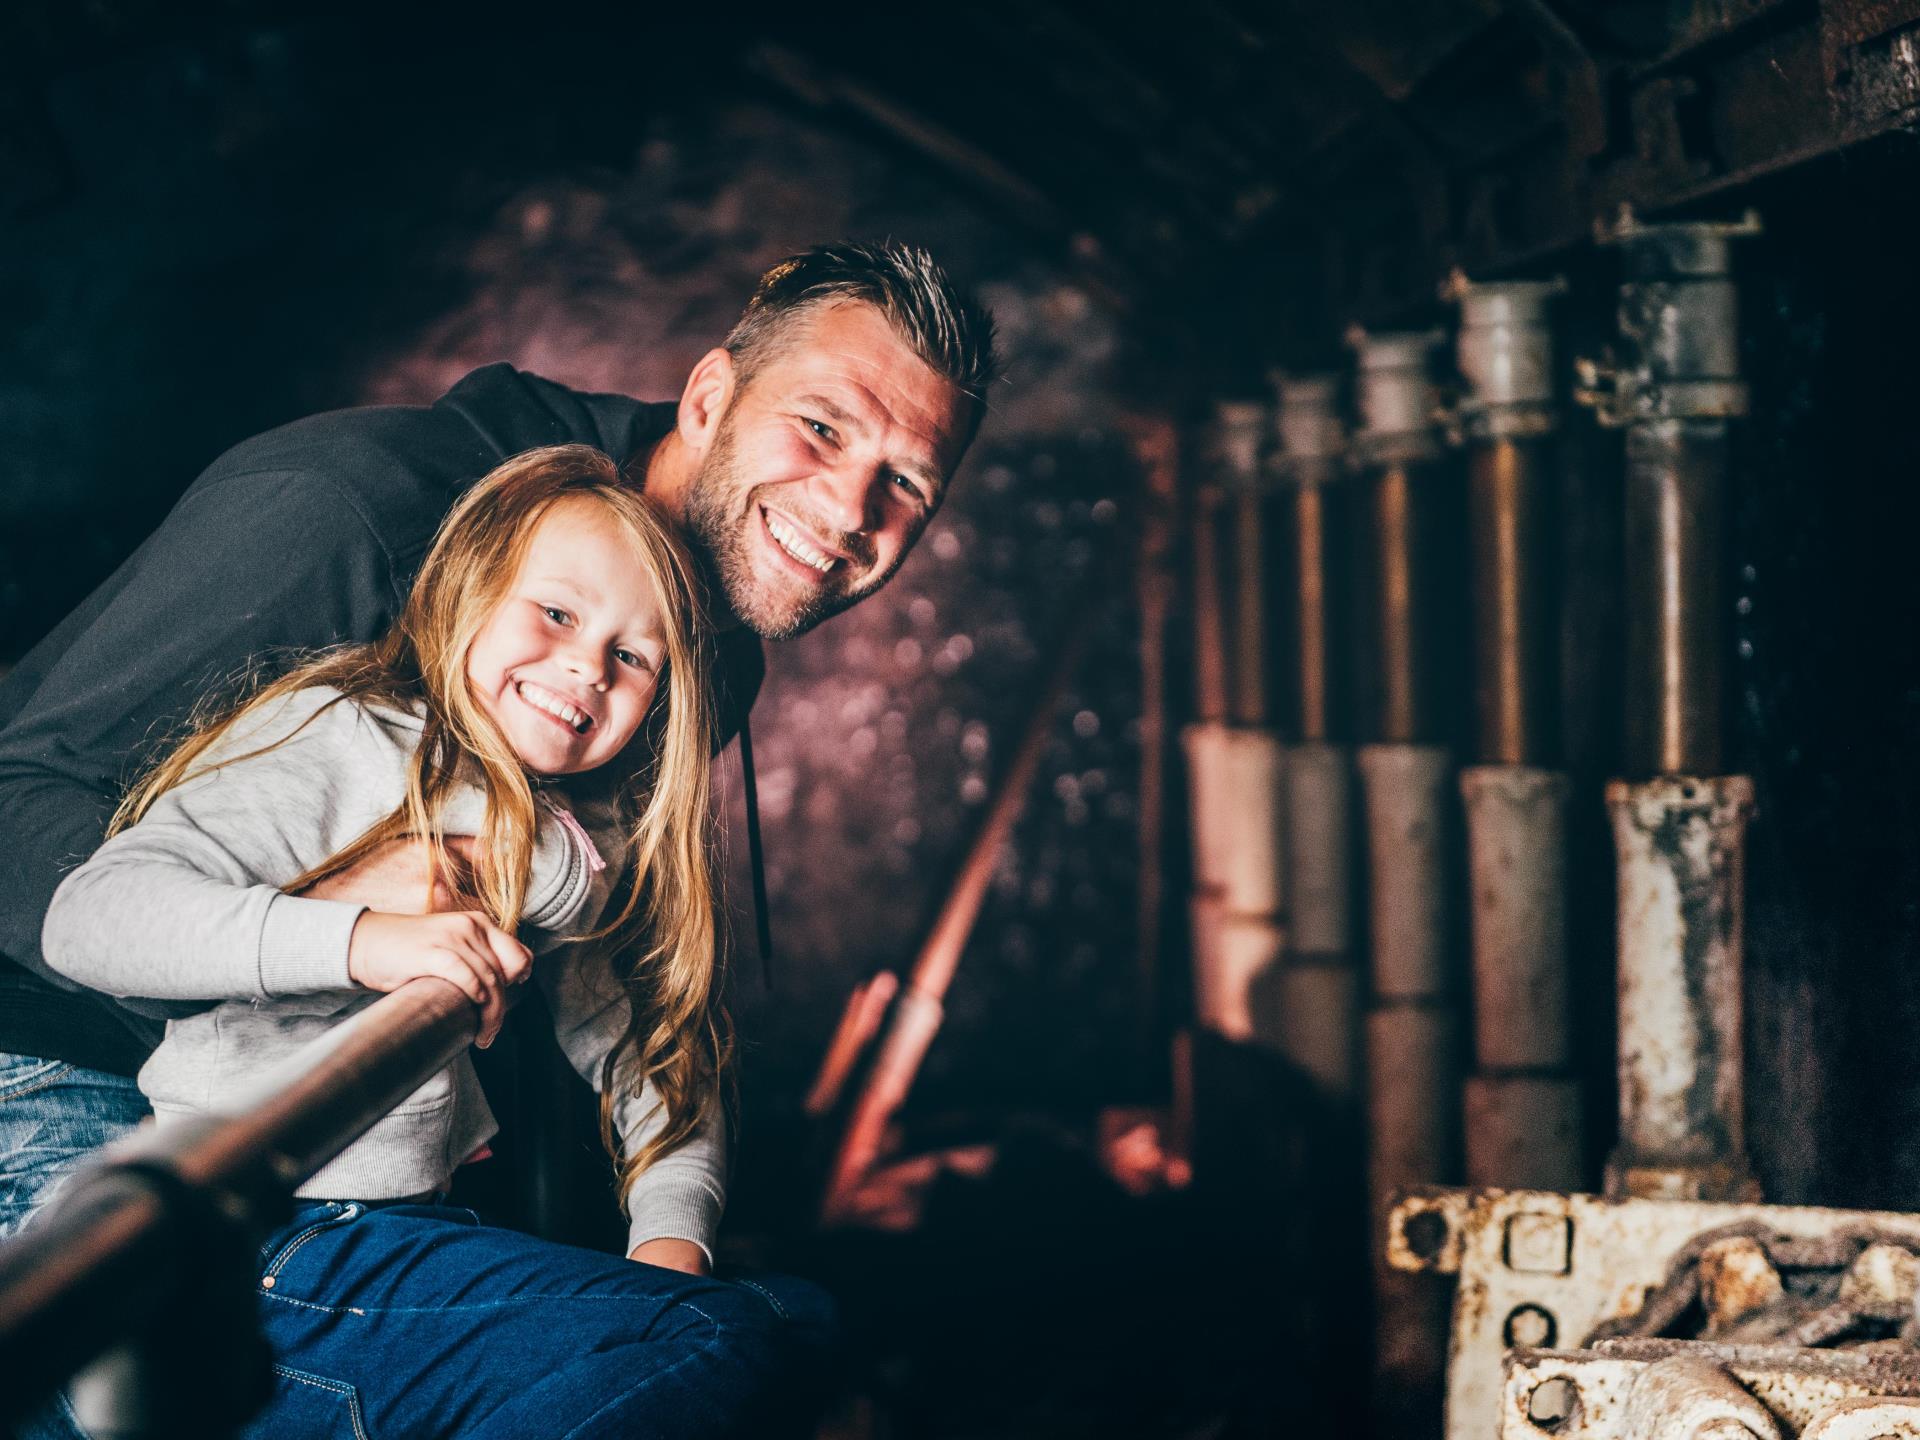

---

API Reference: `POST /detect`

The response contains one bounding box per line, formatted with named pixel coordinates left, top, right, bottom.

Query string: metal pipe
left=1467, top=434, right=1558, bottom=764
left=1578, top=208, right=1761, bottom=779
left=1188, top=480, right=1232, bottom=726
left=1606, top=775, right=1759, bottom=1201
left=1626, top=422, right=1728, bottom=777
left=1348, top=328, right=1458, bottom=1408
left=820, top=622, right=1087, bottom=1221
left=0, top=978, right=480, bottom=1430
left=1577, top=209, right=1763, bottom=1202
left=1446, top=273, right=1582, bottom=1192
left=1350, top=328, right=1445, bottom=745
left=1210, top=398, right=1273, bottom=729
left=1127, top=413, right=1182, bottom=1063
left=1270, top=376, right=1359, bottom=1101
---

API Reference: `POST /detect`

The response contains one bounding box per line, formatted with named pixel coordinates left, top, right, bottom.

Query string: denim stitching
left=0, top=1063, right=76, bottom=1106
left=262, top=1203, right=360, bottom=1279
left=732, top=1278, right=792, bottom=1321
left=261, top=1290, right=725, bottom=1321
left=273, top=1365, right=373, bottom=1440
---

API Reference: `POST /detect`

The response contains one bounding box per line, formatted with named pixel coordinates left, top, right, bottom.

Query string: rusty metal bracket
left=1388, top=1186, right=1920, bottom=1440
left=1502, top=1341, right=1920, bottom=1438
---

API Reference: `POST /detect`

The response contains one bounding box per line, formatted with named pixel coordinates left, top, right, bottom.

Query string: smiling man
left=0, top=242, right=993, bottom=1434
left=656, top=251, right=984, bottom=639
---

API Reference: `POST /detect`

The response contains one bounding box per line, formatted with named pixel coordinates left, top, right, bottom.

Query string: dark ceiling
left=10, top=0, right=1920, bottom=369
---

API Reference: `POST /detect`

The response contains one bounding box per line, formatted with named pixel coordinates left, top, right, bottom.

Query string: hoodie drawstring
left=738, top=714, right=774, bottom=989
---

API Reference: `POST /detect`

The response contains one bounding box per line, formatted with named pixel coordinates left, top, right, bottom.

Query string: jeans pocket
left=0, top=1056, right=72, bottom=1104
left=246, top=1367, right=374, bottom=1440
left=259, top=1202, right=364, bottom=1284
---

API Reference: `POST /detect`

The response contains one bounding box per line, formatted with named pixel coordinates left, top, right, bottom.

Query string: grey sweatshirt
left=40, top=685, right=726, bottom=1258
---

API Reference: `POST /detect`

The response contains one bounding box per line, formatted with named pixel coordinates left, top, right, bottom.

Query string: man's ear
left=677, top=347, right=737, bottom=456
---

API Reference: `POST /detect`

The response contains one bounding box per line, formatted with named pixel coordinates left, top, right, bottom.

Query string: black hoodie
left=0, top=364, right=763, bottom=1074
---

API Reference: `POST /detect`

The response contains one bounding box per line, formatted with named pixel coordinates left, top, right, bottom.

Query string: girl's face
left=465, top=498, right=669, bottom=777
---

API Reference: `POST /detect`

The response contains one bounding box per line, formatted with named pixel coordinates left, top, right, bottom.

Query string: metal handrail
left=0, top=977, right=480, bottom=1429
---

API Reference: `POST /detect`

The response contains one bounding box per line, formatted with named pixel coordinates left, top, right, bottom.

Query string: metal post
left=1577, top=207, right=1763, bottom=1203
left=1183, top=400, right=1288, bottom=1051
left=1349, top=326, right=1461, bottom=1413
left=1270, top=374, right=1359, bottom=1101
left=1447, top=274, right=1583, bottom=1192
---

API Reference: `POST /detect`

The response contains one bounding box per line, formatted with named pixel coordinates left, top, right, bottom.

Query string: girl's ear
left=677, top=349, right=737, bottom=458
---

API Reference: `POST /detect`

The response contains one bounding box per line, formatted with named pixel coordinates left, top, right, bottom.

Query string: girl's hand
left=628, top=1238, right=710, bottom=1276
left=346, top=910, right=532, bottom=1048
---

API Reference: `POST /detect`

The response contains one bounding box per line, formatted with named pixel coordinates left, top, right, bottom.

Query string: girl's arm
left=539, top=953, right=728, bottom=1267
left=41, top=688, right=377, bottom=1002
left=43, top=688, right=530, bottom=1042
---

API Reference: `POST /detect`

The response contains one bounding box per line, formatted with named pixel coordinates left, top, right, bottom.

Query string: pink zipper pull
left=538, top=791, right=606, bottom=874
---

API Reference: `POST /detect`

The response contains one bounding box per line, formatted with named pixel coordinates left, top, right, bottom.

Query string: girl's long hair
left=114, top=444, right=725, bottom=1198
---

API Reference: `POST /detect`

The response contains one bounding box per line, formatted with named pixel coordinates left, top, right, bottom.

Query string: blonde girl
left=36, top=445, right=826, bottom=1440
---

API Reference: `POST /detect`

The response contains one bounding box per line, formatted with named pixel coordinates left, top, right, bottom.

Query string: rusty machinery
left=1382, top=210, right=1920, bottom=1440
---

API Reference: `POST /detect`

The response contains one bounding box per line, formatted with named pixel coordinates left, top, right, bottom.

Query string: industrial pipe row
left=1174, top=206, right=1765, bottom=1416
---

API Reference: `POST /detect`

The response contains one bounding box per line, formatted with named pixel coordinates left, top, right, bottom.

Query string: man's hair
left=724, top=240, right=999, bottom=434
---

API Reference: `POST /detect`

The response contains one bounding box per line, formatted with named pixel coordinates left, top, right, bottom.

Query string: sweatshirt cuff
left=625, top=1181, right=724, bottom=1266
left=257, top=893, right=363, bottom=996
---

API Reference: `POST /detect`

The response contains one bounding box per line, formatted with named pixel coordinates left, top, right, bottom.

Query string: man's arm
left=0, top=469, right=398, bottom=987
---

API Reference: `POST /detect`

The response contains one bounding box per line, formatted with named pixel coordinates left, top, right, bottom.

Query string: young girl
left=37, top=445, right=826, bottom=1439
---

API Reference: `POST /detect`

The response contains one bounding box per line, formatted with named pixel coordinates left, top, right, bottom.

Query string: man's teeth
left=517, top=682, right=590, bottom=734
left=765, top=511, right=838, bottom=573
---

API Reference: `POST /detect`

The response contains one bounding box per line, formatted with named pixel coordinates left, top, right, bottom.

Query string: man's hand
left=297, top=835, right=483, bottom=915
left=346, top=911, right=531, bottom=1048
left=628, top=1238, right=710, bottom=1276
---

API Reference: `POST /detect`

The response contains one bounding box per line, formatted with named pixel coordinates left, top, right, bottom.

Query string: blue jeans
left=3, top=1055, right=837, bottom=1437
left=0, top=1052, right=147, bottom=1238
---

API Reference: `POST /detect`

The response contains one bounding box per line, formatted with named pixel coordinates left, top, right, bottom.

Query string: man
left=0, top=241, right=994, bottom=1433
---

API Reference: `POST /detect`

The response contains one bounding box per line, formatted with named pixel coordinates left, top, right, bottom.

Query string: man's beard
left=682, top=408, right=905, bottom=641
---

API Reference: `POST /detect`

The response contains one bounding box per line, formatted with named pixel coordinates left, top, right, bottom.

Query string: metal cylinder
left=1278, top=964, right=1360, bottom=1102
left=1283, top=741, right=1354, bottom=960
left=1181, top=723, right=1286, bottom=916
left=1357, top=744, right=1455, bottom=1001
left=1581, top=210, right=1761, bottom=778
left=1210, top=399, right=1273, bottom=729
left=1272, top=374, right=1347, bottom=742
left=1620, top=1354, right=1781, bottom=1440
left=1460, top=766, right=1571, bottom=1072
left=1463, top=1075, right=1582, bottom=1190
left=1365, top=1003, right=1464, bottom=1247
left=1450, top=279, right=1562, bottom=766
left=1189, top=895, right=1286, bottom=1050
left=1606, top=774, right=1758, bottom=1201
left=1349, top=330, right=1445, bottom=744
left=1188, top=483, right=1231, bottom=725
left=1371, top=463, right=1434, bottom=744
left=1625, top=420, right=1728, bottom=776
left=1468, top=438, right=1558, bottom=766
left=1367, top=1003, right=1464, bottom=1398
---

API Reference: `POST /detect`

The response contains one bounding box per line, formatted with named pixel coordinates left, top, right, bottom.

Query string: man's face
left=683, top=301, right=972, bottom=640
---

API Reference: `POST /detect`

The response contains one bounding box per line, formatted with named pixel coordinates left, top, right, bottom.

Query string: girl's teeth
left=518, top=682, right=589, bottom=732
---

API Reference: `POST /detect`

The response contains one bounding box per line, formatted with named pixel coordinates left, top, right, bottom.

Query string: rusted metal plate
left=1500, top=1341, right=1920, bottom=1439
left=1389, top=1187, right=1920, bottom=1440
